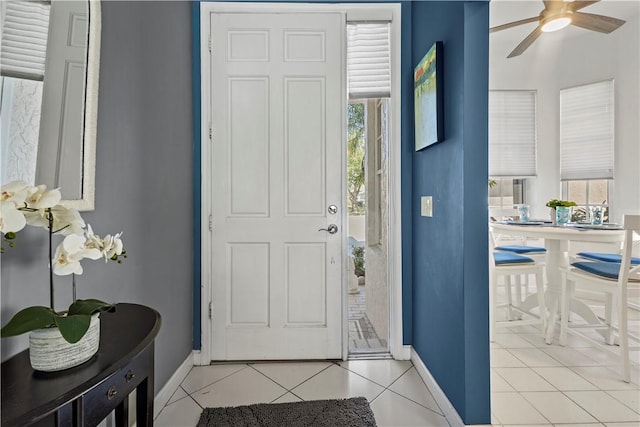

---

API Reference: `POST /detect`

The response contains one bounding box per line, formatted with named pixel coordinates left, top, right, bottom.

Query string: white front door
left=207, top=11, right=345, bottom=360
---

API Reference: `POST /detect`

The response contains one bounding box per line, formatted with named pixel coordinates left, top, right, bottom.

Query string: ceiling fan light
left=541, top=16, right=572, bottom=32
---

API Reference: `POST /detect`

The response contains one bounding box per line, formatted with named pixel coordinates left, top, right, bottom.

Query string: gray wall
left=1, top=1, right=194, bottom=394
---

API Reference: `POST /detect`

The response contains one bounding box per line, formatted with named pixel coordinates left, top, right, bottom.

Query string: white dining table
left=490, top=221, right=626, bottom=344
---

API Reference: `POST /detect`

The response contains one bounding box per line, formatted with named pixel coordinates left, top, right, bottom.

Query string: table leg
left=136, top=347, right=155, bottom=427
left=115, top=395, right=129, bottom=427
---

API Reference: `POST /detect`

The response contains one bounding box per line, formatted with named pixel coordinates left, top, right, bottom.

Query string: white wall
left=490, top=10, right=640, bottom=222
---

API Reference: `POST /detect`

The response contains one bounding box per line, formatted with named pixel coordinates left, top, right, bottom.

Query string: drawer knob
left=125, top=370, right=136, bottom=382
left=107, top=386, right=118, bottom=400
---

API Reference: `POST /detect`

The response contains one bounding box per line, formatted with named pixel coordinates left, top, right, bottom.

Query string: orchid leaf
left=54, top=314, right=91, bottom=344
left=0, top=306, right=56, bottom=338
left=68, top=299, right=115, bottom=316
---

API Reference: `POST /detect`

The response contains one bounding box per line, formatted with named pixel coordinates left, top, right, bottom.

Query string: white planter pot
left=29, top=313, right=100, bottom=372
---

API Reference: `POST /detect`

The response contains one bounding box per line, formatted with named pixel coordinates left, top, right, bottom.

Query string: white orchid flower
left=62, top=233, right=102, bottom=261
left=0, top=201, right=27, bottom=233
left=25, top=185, right=62, bottom=210
left=102, top=232, right=124, bottom=261
left=53, top=243, right=84, bottom=276
left=83, top=225, right=104, bottom=252
left=1, top=181, right=29, bottom=205
left=24, top=205, right=85, bottom=235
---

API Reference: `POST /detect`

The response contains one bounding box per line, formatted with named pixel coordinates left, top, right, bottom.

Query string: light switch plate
left=421, top=196, right=433, bottom=217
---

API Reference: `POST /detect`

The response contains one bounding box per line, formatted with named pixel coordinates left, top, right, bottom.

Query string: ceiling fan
left=491, top=0, right=626, bottom=58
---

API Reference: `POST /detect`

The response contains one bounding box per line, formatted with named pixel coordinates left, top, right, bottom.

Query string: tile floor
left=154, top=302, right=639, bottom=426
left=490, top=302, right=640, bottom=427
left=155, top=359, right=449, bottom=427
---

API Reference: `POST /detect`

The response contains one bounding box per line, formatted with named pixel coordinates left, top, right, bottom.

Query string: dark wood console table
left=2, top=303, right=161, bottom=427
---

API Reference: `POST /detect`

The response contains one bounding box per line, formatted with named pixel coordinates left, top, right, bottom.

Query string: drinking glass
left=589, top=205, right=604, bottom=225
left=556, top=206, right=571, bottom=225
left=516, top=204, right=530, bottom=223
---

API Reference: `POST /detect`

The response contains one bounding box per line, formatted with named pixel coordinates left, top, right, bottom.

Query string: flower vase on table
left=546, top=199, right=577, bottom=226
left=556, top=206, right=572, bottom=225
left=1, top=181, right=126, bottom=372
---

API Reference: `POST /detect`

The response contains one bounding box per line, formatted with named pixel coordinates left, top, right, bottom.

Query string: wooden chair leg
left=559, top=276, right=572, bottom=346
left=490, top=273, right=497, bottom=342
left=506, top=275, right=514, bottom=320
left=605, top=294, right=615, bottom=346
left=535, top=267, right=546, bottom=333
left=618, top=290, right=631, bottom=383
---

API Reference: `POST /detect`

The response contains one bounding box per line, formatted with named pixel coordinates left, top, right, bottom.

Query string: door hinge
left=208, top=301, right=212, bottom=319
left=208, top=214, right=213, bottom=231
left=208, top=125, right=212, bottom=140
left=208, top=35, right=212, bottom=52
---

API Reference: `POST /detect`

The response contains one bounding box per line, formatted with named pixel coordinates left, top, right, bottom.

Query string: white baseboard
left=154, top=351, right=195, bottom=418
left=410, top=347, right=465, bottom=427
left=192, top=349, right=208, bottom=366
left=399, top=344, right=412, bottom=360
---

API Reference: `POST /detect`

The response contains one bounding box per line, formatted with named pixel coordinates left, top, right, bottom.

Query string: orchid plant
left=0, top=181, right=125, bottom=343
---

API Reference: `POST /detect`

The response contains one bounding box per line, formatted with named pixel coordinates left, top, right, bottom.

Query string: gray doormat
left=197, top=396, right=377, bottom=427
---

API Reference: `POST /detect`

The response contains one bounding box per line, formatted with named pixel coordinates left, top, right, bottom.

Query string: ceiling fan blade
left=490, top=16, right=540, bottom=33
left=570, top=1, right=600, bottom=12
left=571, top=11, right=626, bottom=33
left=507, top=26, right=543, bottom=58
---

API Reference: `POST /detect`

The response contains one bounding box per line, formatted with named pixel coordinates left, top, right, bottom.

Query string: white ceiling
left=490, top=0, right=640, bottom=48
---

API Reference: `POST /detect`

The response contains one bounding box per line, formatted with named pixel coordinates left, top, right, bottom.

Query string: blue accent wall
left=192, top=0, right=202, bottom=351
left=192, top=1, right=490, bottom=423
left=410, top=1, right=490, bottom=423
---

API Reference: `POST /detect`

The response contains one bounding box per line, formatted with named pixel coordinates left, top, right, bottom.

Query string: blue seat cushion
left=577, top=252, right=640, bottom=265
left=496, top=245, right=546, bottom=254
left=494, top=252, right=535, bottom=265
left=572, top=261, right=622, bottom=280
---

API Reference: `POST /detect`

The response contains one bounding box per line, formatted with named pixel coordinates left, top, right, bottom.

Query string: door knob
left=318, top=224, right=338, bottom=234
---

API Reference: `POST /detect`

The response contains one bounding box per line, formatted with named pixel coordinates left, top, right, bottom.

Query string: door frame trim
left=199, top=2, right=403, bottom=364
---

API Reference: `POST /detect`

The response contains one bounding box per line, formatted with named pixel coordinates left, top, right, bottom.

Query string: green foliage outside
left=352, top=246, right=365, bottom=277
left=348, top=103, right=365, bottom=215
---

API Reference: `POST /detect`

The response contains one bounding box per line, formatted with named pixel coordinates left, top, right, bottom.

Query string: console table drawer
left=82, top=348, right=151, bottom=426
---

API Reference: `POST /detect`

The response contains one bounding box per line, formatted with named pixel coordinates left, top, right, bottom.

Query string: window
left=489, top=178, right=526, bottom=213
left=560, top=80, right=614, bottom=222
left=347, top=22, right=390, bottom=246
left=560, top=80, right=614, bottom=180
left=346, top=23, right=390, bottom=99
left=0, top=0, right=51, bottom=81
left=489, top=90, right=537, bottom=177
left=563, top=179, right=610, bottom=222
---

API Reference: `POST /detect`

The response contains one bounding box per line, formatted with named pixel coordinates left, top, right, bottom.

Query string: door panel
left=209, top=12, right=344, bottom=360
left=285, top=78, right=325, bottom=215
left=228, top=78, right=269, bottom=216
left=228, top=243, right=270, bottom=326
left=285, top=243, right=326, bottom=325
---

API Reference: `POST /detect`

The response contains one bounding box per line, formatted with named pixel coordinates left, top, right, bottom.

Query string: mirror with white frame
left=0, top=0, right=100, bottom=210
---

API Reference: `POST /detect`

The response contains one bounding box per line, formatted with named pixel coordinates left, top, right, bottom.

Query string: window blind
left=347, top=23, right=390, bottom=99
left=489, top=90, right=537, bottom=177
left=1, top=0, right=51, bottom=81
left=560, top=80, right=614, bottom=181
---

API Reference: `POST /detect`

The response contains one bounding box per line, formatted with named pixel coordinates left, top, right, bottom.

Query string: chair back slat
left=618, top=215, right=640, bottom=289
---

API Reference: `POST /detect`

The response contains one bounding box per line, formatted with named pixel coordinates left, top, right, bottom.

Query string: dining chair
left=490, top=251, right=546, bottom=342
left=491, top=229, right=546, bottom=302
left=576, top=251, right=640, bottom=265
left=559, top=214, right=640, bottom=382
